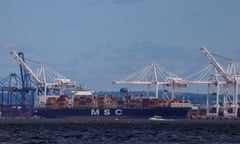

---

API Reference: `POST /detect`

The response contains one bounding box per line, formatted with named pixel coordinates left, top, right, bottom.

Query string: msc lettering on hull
left=91, top=109, right=123, bottom=116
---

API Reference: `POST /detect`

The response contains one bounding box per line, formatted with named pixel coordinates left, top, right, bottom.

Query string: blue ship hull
left=34, top=107, right=191, bottom=119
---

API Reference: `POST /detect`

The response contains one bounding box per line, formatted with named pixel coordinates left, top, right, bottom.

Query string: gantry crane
left=17, top=52, right=35, bottom=116
left=200, top=46, right=239, bottom=117
left=185, top=63, right=228, bottom=117
left=9, top=50, right=76, bottom=107
left=0, top=71, right=35, bottom=117
left=113, top=61, right=187, bottom=99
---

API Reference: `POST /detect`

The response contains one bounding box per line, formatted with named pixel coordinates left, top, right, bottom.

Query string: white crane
left=200, top=46, right=239, bottom=117
left=9, top=50, right=76, bottom=107
left=113, top=61, right=187, bottom=98
left=9, top=50, right=44, bottom=85
left=200, top=46, right=233, bottom=83
left=36, top=63, right=76, bottom=88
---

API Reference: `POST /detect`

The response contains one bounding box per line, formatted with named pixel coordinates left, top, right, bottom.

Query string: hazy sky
left=1, top=0, right=240, bottom=92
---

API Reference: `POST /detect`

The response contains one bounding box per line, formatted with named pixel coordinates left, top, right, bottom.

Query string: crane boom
left=9, top=50, right=43, bottom=84
left=200, top=46, right=232, bottom=82
left=113, top=80, right=170, bottom=85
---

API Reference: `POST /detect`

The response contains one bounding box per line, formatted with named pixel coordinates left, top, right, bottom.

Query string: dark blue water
left=0, top=119, right=240, bottom=144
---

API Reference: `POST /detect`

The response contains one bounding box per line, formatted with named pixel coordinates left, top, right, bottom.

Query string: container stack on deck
left=43, top=93, right=192, bottom=109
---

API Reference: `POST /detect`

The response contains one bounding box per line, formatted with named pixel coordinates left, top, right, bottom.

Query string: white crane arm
left=200, top=46, right=232, bottom=82
left=9, top=50, right=43, bottom=84
left=112, top=80, right=170, bottom=85
left=113, top=80, right=155, bottom=85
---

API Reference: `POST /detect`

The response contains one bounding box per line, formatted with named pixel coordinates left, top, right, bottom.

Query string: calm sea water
left=0, top=119, right=240, bottom=144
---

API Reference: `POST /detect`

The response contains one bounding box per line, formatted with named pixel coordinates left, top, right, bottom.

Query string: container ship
left=34, top=88, right=193, bottom=119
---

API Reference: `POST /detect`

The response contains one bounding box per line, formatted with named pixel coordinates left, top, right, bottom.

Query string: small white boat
left=149, top=115, right=174, bottom=121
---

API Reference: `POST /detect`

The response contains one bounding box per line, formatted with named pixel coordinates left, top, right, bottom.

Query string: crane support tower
left=0, top=72, right=34, bottom=117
